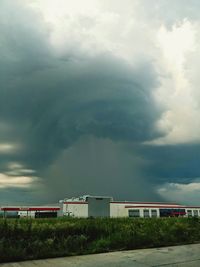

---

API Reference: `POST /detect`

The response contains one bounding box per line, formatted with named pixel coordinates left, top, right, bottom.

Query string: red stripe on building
left=1, top=207, right=20, bottom=211
left=111, top=201, right=179, bottom=205
left=183, top=206, right=200, bottom=209
left=125, top=205, right=184, bottom=209
left=1, top=207, right=60, bottom=211
left=28, top=207, right=60, bottom=211
left=171, top=212, right=186, bottom=215
left=63, top=202, right=88, bottom=204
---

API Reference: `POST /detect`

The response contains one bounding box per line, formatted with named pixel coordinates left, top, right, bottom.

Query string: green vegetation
left=0, top=217, right=200, bottom=263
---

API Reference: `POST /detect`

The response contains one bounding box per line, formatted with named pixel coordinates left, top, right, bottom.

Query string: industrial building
left=0, top=206, right=60, bottom=218
left=59, top=195, right=200, bottom=218
left=1, top=195, right=200, bottom=218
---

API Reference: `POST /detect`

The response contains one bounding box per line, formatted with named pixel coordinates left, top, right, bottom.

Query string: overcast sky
left=1, top=0, right=200, bottom=205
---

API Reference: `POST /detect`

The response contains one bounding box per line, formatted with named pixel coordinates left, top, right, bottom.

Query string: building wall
left=1, top=206, right=60, bottom=218
left=110, top=204, right=161, bottom=218
left=18, top=211, right=35, bottom=218
left=110, top=203, right=128, bottom=217
left=136, top=208, right=160, bottom=218
left=59, top=197, right=200, bottom=218
left=186, top=209, right=200, bottom=217
left=88, top=197, right=110, bottom=217
left=18, top=210, right=59, bottom=218
left=63, top=202, right=88, bottom=217
left=110, top=202, right=175, bottom=217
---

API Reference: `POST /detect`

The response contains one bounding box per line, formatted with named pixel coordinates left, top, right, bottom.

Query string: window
left=193, top=210, right=198, bottom=217
left=171, top=209, right=186, bottom=217
left=159, top=208, right=185, bottom=217
left=160, top=208, right=172, bottom=217
left=129, top=209, right=140, bottom=217
left=187, top=210, right=192, bottom=217
left=143, top=209, right=150, bottom=218
left=151, top=210, right=157, bottom=217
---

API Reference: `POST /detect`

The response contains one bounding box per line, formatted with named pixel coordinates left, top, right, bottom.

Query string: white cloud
left=158, top=180, right=200, bottom=205
left=145, top=20, right=200, bottom=145
left=28, top=1, right=200, bottom=146
left=0, top=143, right=19, bottom=154
left=5, top=162, right=36, bottom=176
left=2, top=0, right=200, bottom=204
left=28, top=0, right=156, bottom=65
left=0, top=173, right=39, bottom=189
left=8, top=162, right=24, bottom=170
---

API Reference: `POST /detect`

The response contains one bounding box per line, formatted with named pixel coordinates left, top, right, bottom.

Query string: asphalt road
left=1, top=243, right=200, bottom=267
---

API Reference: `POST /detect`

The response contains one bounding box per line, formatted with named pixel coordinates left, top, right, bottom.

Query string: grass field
left=0, top=217, right=200, bottom=263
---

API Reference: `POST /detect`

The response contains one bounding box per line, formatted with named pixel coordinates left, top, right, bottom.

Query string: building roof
left=125, top=205, right=200, bottom=209
left=111, top=201, right=180, bottom=205
left=1, top=206, right=60, bottom=211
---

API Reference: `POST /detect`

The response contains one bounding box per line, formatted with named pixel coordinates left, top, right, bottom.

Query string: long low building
left=59, top=195, right=200, bottom=218
left=0, top=206, right=60, bottom=218
left=1, top=195, right=200, bottom=218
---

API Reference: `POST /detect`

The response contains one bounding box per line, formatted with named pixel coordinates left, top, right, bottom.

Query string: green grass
left=0, top=217, right=200, bottom=263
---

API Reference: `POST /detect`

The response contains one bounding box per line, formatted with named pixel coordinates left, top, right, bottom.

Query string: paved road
left=1, top=243, right=200, bottom=267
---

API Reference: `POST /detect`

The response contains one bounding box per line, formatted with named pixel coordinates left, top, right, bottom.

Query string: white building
left=0, top=206, right=60, bottom=218
left=2, top=196, right=200, bottom=218
left=59, top=195, right=200, bottom=218
left=59, top=195, right=112, bottom=218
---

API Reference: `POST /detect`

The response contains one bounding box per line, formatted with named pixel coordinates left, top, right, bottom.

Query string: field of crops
left=0, top=217, right=200, bottom=263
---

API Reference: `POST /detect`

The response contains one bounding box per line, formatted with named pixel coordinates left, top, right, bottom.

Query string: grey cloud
left=139, top=144, right=200, bottom=184
left=43, top=136, right=162, bottom=203
left=0, top=55, right=161, bottom=176
left=0, top=2, right=162, bottom=165
left=0, top=187, right=42, bottom=205
left=136, top=0, right=200, bottom=27
left=1, top=0, right=200, bottom=205
left=0, top=0, right=164, bottom=203
left=0, top=0, right=51, bottom=73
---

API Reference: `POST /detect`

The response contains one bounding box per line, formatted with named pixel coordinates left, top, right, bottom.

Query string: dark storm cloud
left=0, top=57, right=161, bottom=173
left=0, top=0, right=51, bottom=76
left=2, top=0, right=200, bottom=204
left=139, top=144, right=200, bottom=183
left=0, top=0, right=162, bottom=180
left=0, top=187, right=40, bottom=205
left=0, top=0, right=165, bottom=203
left=43, top=136, right=163, bottom=202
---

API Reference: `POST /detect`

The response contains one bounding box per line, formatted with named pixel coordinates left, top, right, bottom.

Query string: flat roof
left=111, top=201, right=180, bottom=205
left=1, top=206, right=60, bottom=211
left=63, top=201, right=88, bottom=204
left=125, top=205, right=200, bottom=209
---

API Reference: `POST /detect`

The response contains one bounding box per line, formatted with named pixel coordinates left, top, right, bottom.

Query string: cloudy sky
left=1, top=0, right=200, bottom=205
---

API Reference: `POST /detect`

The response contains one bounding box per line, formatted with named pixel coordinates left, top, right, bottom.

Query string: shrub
left=0, top=217, right=200, bottom=263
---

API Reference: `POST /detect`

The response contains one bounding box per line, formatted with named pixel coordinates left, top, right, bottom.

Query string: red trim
left=125, top=205, right=184, bottom=209
left=171, top=212, right=186, bottom=215
left=28, top=207, right=60, bottom=211
left=125, top=205, right=200, bottom=209
left=1, top=207, right=60, bottom=211
left=111, top=201, right=179, bottom=205
left=1, top=208, right=19, bottom=211
left=63, top=202, right=88, bottom=204
left=185, top=207, right=200, bottom=209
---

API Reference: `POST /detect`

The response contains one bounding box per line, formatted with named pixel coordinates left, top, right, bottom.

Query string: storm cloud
left=1, top=0, right=200, bottom=204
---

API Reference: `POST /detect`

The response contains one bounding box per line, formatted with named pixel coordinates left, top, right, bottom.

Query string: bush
left=0, top=217, right=200, bottom=263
